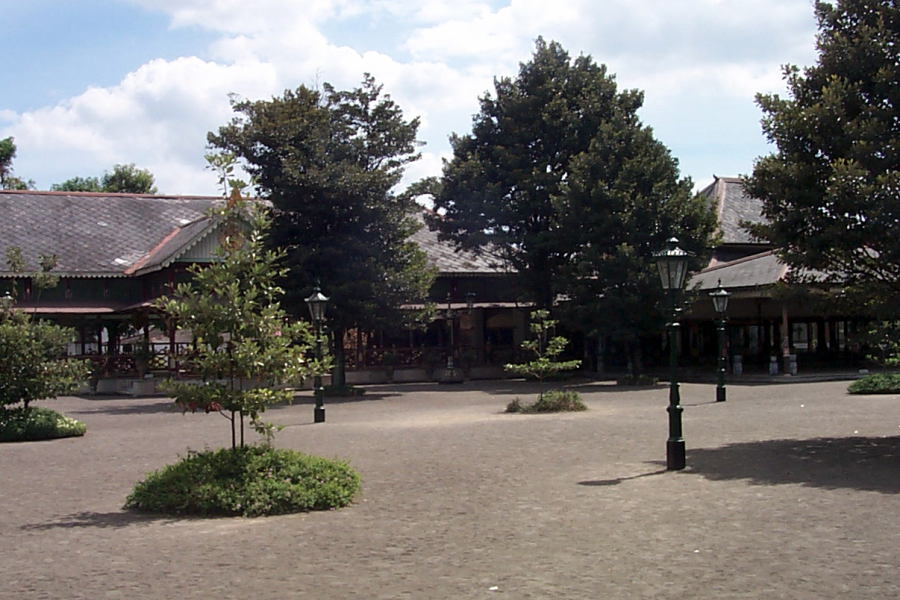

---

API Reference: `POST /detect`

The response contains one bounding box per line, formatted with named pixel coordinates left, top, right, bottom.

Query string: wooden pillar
left=107, top=322, right=119, bottom=356
left=168, top=318, right=176, bottom=355
left=97, top=321, right=105, bottom=355
left=781, top=304, right=790, bottom=357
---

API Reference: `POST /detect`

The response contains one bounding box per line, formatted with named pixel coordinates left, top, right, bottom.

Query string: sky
left=0, top=0, right=821, bottom=196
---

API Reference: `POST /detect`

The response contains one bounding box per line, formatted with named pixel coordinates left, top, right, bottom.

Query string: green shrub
left=848, top=372, right=900, bottom=395
left=125, top=446, right=361, bottom=517
left=616, top=374, right=659, bottom=386
left=0, top=406, right=87, bottom=442
left=506, top=389, right=587, bottom=414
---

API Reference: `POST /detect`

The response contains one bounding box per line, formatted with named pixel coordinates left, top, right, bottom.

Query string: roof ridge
left=700, top=249, right=776, bottom=273
left=0, top=189, right=222, bottom=200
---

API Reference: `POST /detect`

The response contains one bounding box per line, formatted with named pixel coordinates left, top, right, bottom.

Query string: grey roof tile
left=0, top=191, right=219, bottom=276
left=410, top=212, right=508, bottom=275
left=0, top=191, right=507, bottom=279
left=700, top=176, right=768, bottom=246
left=691, top=250, right=787, bottom=290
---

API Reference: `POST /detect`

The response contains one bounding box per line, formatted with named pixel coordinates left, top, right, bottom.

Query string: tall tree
left=52, top=163, right=157, bottom=194
left=559, top=97, right=715, bottom=372
left=427, top=38, right=715, bottom=369
left=0, top=137, right=33, bottom=190
left=745, top=0, right=899, bottom=297
left=208, top=75, right=436, bottom=385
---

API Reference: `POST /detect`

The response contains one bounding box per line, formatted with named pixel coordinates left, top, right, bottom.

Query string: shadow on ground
left=687, top=435, right=900, bottom=494
left=21, top=511, right=194, bottom=530
left=67, top=400, right=179, bottom=416
left=290, top=392, right=401, bottom=405
left=579, top=465, right=669, bottom=486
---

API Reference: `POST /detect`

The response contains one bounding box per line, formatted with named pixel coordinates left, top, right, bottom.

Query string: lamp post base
left=667, top=439, right=686, bottom=471
left=314, top=405, right=325, bottom=423
left=716, top=386, right=726, bottom=402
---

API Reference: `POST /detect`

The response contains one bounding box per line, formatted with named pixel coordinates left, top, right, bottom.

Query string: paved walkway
left=1, top=380, right=897, bottom=599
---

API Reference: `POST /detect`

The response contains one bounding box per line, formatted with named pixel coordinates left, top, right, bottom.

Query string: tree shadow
left=687, top=436, right=900, bottom=494
left=290, top=392, right=401, bottom=405
left=578, top=464, right=669, bottom=486
left=573, top=383, right=666, bottom=394
left=67, top=400, right=179, bottom=416
left=20, top=510, right=204, bottom=530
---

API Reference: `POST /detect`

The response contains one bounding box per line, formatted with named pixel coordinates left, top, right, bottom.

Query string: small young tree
left=0, top=248, right=89, bottom=413
left=505, top=310, right=581, bottom=400
left=156, top=187, right=323, bottom=449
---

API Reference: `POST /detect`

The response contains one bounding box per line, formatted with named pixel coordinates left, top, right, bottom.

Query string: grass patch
left=125, top=446, right=361, bottom=517
left=506, top=389, right=587, bottom=413
left=848, top=372, right=900, bottom=395
left=0, top=406, right=87, bottom=442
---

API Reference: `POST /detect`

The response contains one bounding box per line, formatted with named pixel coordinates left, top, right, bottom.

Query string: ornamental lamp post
left=305, top=287, right=329, bottom=423
left=654, top=237, right=691, bottom=471
left=709, top=280, right=731, bottom=403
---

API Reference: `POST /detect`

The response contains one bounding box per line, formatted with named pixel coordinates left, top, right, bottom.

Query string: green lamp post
left=709, top=280, right=731, bottom=403
left=305, top=287, right=329, bottom=423
left=654, top=237, right=690, bottom=471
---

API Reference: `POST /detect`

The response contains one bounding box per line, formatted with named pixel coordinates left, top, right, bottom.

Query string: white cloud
left=3, top=0, right=820, bottom=195
left=3, top=56, right=281, bottom=194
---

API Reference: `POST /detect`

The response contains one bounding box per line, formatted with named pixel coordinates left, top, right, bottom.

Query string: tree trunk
left=630, top=341, right=644, bottom=376
left=625, top=338, right=643, bottom=376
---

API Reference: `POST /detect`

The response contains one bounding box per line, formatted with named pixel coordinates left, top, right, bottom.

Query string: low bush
left=0, top=406, right=87, bottom=442
left=616, top=374, right=659, bottom=386
left=506, top=389, right=587, bottom=414
left=848, top=372, right=900, bottom=395
left=125, top=446, right=361, bottom=517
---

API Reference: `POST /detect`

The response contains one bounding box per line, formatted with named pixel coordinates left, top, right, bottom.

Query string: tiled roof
left=700, top=176, right=768, bottom=246
left=410, top=212, right=508, bottom=275
left=0, top=191, right=507, bottom=279
left=0, top=190, right=220, bottom=277
left=690, top=250, right=787, bottom=291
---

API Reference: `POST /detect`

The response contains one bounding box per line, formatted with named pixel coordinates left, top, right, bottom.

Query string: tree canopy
left=208, top=75, right=436, bottom=384
left=52, top=163, right=158, bottom=194
left=745, top=0, right=899, bottom=296
left=426, top=38, right=715, bottom=367
left=0, top=137, right=33, bottom=190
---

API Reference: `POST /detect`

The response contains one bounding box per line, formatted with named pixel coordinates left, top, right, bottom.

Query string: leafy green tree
left=101, top=163, right=157, bottom=194
left=0, top=248, right=89, bottom=412
left=51, top=176, right=102, bottom=192
left=156, top=188, right=322, bottom=449
left=208, top=75, right=436, bottom=386
left=52, top=163, right=157, bottom=193
left=426, top=39, right=715, bottom=369
left=0, top=137, right=34, bottom=190
left=505, top=310, right=581, bottom=400
left=745, top=0, right=899, bottom=297
left=0, top=137, right=15, bottom=183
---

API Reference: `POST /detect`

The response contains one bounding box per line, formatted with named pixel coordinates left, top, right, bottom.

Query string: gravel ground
left=1, top=379, right=897, bottom=599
